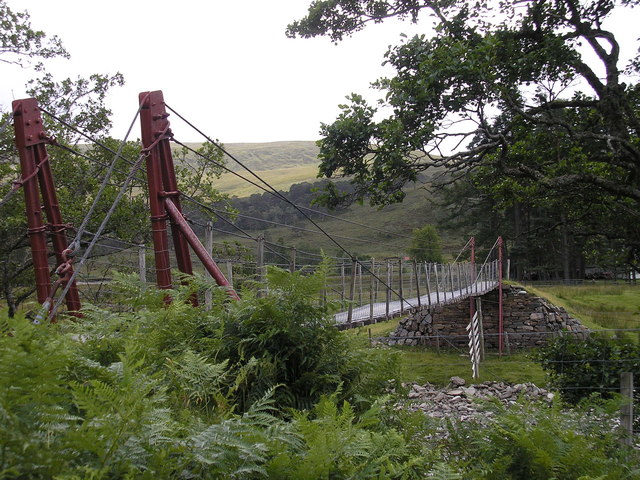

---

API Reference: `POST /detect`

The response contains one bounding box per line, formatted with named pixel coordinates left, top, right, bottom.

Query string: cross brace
left=139, top=90, right=239, bottom=300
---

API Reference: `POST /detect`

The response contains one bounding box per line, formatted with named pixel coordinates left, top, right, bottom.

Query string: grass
left=216, top=165, right=319, bottom=196
left=396, top=349, right=546, bottom=386
left=525, top=283, right=640, bottom=333
left=345, top=317, right=547, bottom=387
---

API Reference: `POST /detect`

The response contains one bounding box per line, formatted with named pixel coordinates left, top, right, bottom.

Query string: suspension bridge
left=1, top=90, right=504, bottom=337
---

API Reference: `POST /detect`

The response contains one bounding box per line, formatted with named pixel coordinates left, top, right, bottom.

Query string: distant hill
left=177, top=141, right=321, bottom=197
left=223, top=141, right=320, bottom=171
left=180, top=140, right=464, bottom=258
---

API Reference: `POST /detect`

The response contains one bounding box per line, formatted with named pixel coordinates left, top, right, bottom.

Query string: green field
left=526, top=283, right=640, bottom=334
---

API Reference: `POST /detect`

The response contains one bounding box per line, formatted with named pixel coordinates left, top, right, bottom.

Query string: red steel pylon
left=139, top=90, right=239, bottom=300
left=12, top=98, right=81, bottom=316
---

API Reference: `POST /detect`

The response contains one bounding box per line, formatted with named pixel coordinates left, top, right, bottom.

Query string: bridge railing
left=37, top=231, right=501, bottom=324
left=332, top=257, right=501, bottom=326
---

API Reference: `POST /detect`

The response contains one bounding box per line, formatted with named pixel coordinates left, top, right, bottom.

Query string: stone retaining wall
left=389, top=285, right=588, bottom=348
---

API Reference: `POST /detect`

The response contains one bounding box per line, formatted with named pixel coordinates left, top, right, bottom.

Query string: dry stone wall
left=389, top=285, right=588, bottom=349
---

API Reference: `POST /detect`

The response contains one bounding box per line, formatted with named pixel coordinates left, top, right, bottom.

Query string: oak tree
left=289, top=0, right=640, bottom=274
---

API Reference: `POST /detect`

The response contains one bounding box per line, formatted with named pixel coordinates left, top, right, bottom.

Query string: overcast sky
left=1, top=0, right=428, bottom=143
left=2, top=1, right=637, bottom=144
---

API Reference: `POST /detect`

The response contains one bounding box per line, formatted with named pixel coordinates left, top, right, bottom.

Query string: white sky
left=1, top=1, right=637, bottom=145
left=1, top=0, right=427, bottom=143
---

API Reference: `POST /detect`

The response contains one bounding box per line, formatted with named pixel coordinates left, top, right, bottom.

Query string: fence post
left=498, top=236, right=504, bottom=355
left=399, top=258, right=404, bottom=314
left=476, top=297, right=486, bottom=360
left=256, top=234, right=265, bottom=297
left=424, top=262, right=432, bottom=309
left=289, top=247, right=297, bottom=273
left=341, top=262, right=346, bottom=302
left=347, top=258, right=357, bottom=324
left=414, top=260, right=421, bottom=308
left=621, top=372, right=634, bottom=447
left=386, top=259, right=391, bottom=319
left=449, top=263, right=455, bottom=298
left=226, top=261, right=233, bottom=287
left=434, top=263, right=441, bottom=304
left=204, top=222, right=213, bottom=309
left=138, top=244, right=146, bottom=284
left=358, top=262, right=363, bottom=306
left=370, top=258, right=375, bottom=322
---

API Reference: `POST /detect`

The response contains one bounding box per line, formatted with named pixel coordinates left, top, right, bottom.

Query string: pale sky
left=1, top=1, right=637, bottom=144
left=1, top=0, right=426, bottom=143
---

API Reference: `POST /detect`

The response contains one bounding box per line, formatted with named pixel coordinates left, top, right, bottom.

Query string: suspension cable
left=48, top=152, right=147, bottom=320
left=453, top=237, right=473, bottom=263
left=0, top=113, right=13, bottom=135
left=58, top=104, right=143, bottom=257
left=166, top=109, right=415, bottom=307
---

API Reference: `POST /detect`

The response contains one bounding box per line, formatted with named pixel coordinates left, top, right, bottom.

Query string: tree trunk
left=1, top=268, right=17, bottom=318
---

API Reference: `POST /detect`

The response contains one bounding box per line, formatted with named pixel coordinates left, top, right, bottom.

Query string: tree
left=288, top=0, right=640, bottom=274
left=0, top=1, right=228, bottom=315
left=407, top=224, right=442, bottom=262
left=0, top=0, right=68, bottom=68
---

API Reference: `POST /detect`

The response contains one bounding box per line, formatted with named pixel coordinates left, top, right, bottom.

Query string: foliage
left=289, top=0, right=640, bottom=274
left=534, top=334, right=640, bottom=404
left=408, top=224, right=443, bottom=263
left=443, top=399, right=638, bottom=479
left=2, top=269, right=640, bottom=477
left=0, top=0, right=68, bottom=68
left=266, top=394, right=428, bottom=478
left=217, top=262, right=401, bottom=411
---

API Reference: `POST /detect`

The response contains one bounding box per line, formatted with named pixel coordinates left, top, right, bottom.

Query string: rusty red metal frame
left=139, top=90, right=238, bottom=301
left=498, top=235, right=504, bottom=354
left=469, top=236, right=475, bottom=324
left=12, top=98, right=81, bottom=314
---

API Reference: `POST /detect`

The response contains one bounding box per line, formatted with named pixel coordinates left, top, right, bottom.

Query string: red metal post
left=139, top=90, right=239, bottom=302
left=165, top=199, right=240, bottom=300
left=12, top=98, right=81, bottom=312
left=13, top=99, right=50, bottom=304
left=498, top=236, right=504, bottom=355
left=140, top=91, right=194, bottom=278
left=139, top=92, right=173, bottom=291
left=469, top=236, right=475, bottom=326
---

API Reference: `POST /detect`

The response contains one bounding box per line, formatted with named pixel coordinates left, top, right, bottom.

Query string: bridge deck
left=334, top=280, right=498, bottom=325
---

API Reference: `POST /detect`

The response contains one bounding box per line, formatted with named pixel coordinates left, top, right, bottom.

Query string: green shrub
left=266, top=394, right=428, bottom=479
left=534, top=334, right=640, bottom=404
left=444, top=399, right=639, bottom=479
left=218, top=265, right=401, bottom=411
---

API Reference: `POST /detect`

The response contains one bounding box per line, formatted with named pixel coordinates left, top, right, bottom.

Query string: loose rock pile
left=402, top=376, right=554, bottom=421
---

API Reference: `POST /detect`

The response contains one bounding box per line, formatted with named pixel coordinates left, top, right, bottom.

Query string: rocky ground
left=398, top=376, right=554, bottom=421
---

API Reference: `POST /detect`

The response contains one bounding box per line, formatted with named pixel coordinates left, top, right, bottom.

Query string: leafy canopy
left=288, top=0, right=640, bottom=209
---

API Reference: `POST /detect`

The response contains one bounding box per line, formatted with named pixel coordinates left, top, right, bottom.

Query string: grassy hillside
left=207, top=181, right=462, bottom=259
left=181, top=140, right=466, bottom=259
left=216, top=165, right=320, bottom=197
left=526, top=283, right=640, bottom=334
left=176, top=141, right=319, bottom=171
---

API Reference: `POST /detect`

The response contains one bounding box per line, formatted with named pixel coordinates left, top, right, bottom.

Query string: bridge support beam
left=139, top=90, right=238, bottom=301
left=12, top=98, right=81, bottom=317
